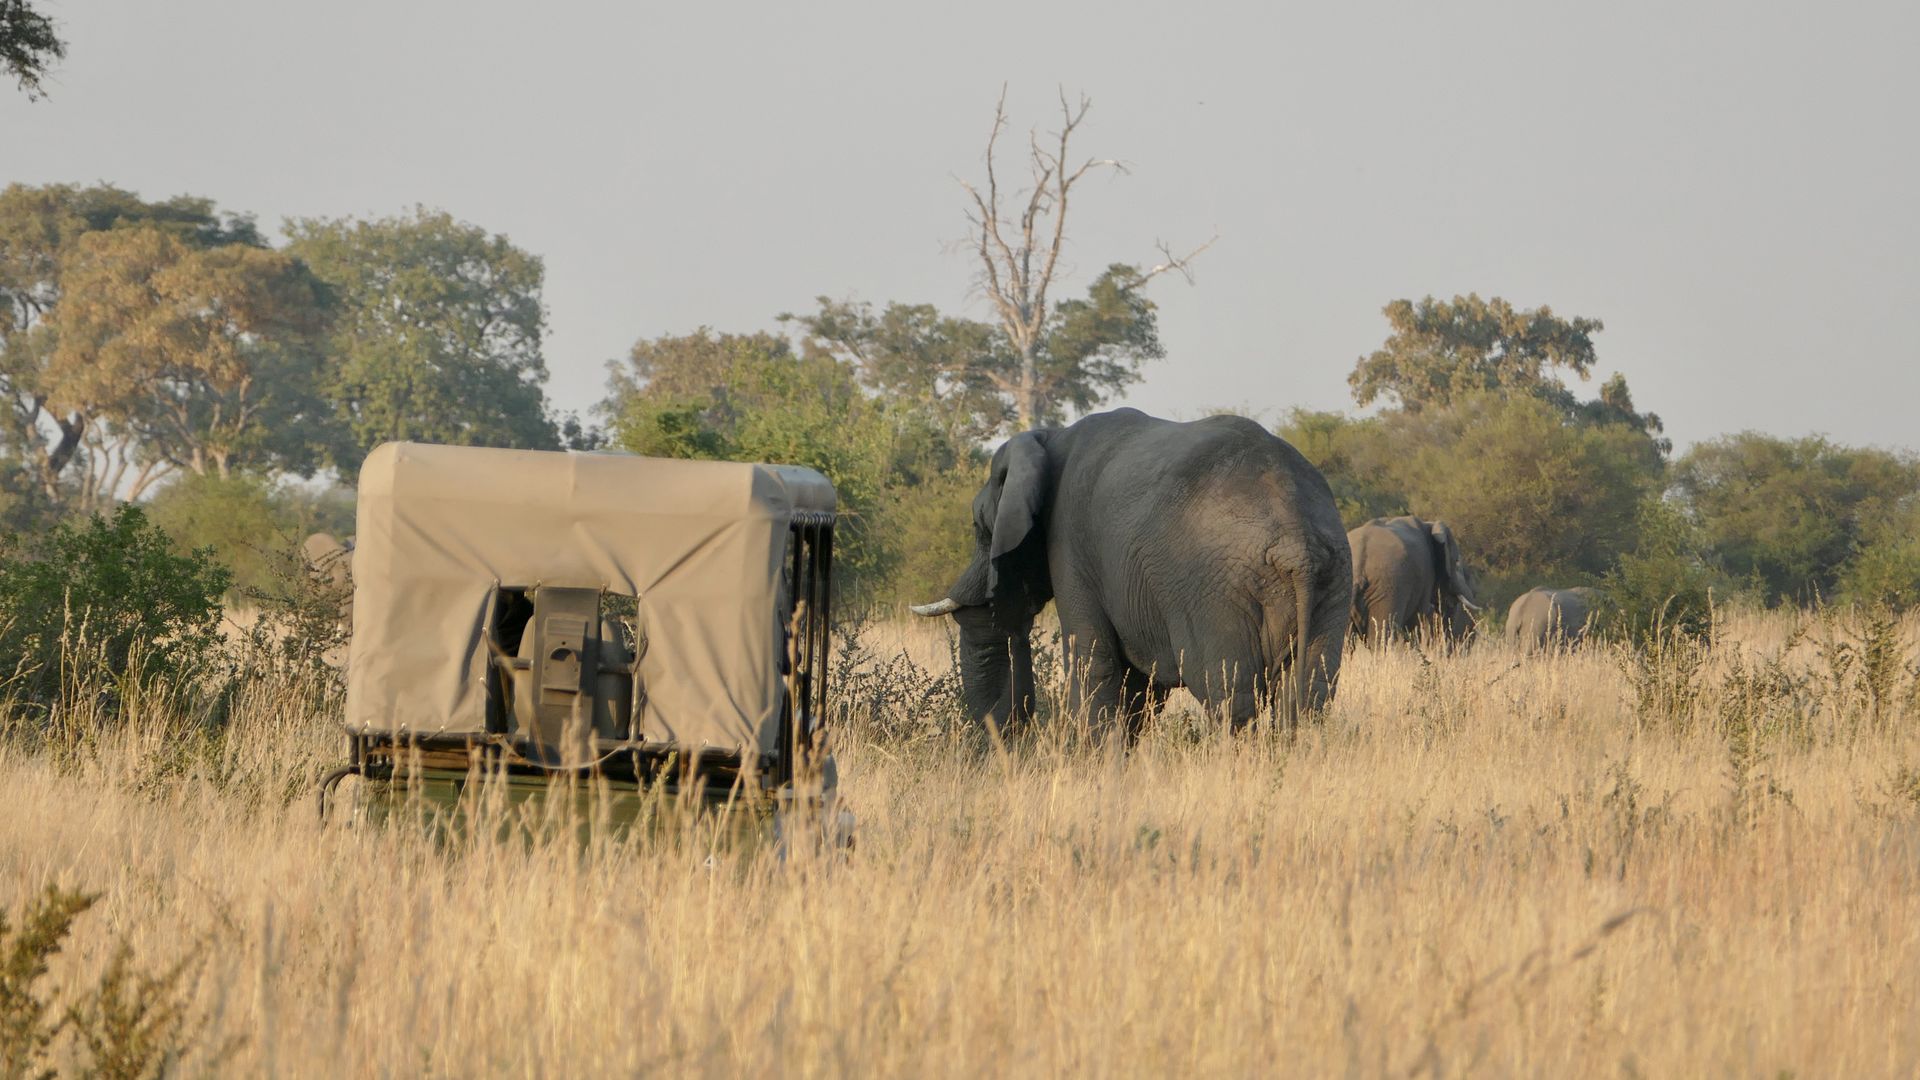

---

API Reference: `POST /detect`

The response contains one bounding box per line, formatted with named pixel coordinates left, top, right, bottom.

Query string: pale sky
left=7, top=0, right=1916, bottom=452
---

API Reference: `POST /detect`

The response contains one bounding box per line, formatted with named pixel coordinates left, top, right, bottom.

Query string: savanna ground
left=3, top=608, right=1919, bottom=1077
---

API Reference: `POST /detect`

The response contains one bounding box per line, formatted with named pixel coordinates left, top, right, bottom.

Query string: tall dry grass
left=3, top=607, right=1919, bottom=1076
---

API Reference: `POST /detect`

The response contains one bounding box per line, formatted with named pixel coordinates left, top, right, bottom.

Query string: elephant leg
left=1057, top=622, right=1128, bottom=733
left=1117, top=662, right=1168, bottom=741
left=1185, top=658, right=1261, bottom=732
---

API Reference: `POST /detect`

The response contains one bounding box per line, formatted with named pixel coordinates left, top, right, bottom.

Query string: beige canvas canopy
left=344, top=442, right=835, bottom=756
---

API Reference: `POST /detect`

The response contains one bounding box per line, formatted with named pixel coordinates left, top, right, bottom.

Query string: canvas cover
left=344, top=443, right=834, bottom=756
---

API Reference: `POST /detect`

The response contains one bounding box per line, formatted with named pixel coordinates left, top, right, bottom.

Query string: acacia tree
left=959, top=88, right=1211, bottom=430
left=0, top=183, right=265, bottom=503
left=784, top=299, right=1011, bottom=446
left=45, top=226, right=331, bottom=502
left=287, top=207, right=558, bottom=474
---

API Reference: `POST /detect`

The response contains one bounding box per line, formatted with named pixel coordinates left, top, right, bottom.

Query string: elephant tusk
left=1459, top=597, right=1483, bottom=613
left=911, top=598, right=961, bottom=617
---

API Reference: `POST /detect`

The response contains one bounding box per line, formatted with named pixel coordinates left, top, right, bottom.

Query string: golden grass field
left=4, top=608, right=1920, bottom=1076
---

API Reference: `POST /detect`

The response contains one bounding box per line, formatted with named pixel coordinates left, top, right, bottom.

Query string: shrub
left=1838, top=503, right=1920, bottom=610
left=0, top=505, right=231, bottom=710
left=1604, top=494, right=1722, bottom=640
left=142, top=472, right=294, bottom=598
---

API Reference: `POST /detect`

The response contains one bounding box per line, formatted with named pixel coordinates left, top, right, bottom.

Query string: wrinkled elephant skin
left=1347, top=515, right=1478, bottom=644
left=915, top=408, right=1353, bottom=736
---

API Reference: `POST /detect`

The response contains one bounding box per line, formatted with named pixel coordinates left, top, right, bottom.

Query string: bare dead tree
left=959, top=86, right=1215, bottom=430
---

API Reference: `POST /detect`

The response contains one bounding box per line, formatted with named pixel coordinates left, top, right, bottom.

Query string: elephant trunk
left=955, top=613, right=1036, bottom=735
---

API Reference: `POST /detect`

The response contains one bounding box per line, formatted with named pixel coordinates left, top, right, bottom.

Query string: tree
left=1385, top=393, right=1664, bottom=597
left=785, top=299, right=1011, bottom=446
left=1674, top=433, right=1920, bottom=605
left=0, top=184, right=266, bottom=505
left=1350, top=294, right=1617, bottom=417
left=959, top=89, right=1210, bottom=430
left=789, top=261, right=1168, bottom=442
left=286, top=207, right=557, bottom=474
left=45, top=227, right=332, bottom=497
left=1273, top=409, right=1409, bottom=528
left=1, top=0, right=64, bottom=99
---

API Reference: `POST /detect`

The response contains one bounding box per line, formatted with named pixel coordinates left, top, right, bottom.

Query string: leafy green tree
left=1349, top=294, right=1659, bottom=434
left=788, top=263, right=1163, bottom=441
left=1386, top=393, right=1664, bottom=601
left=143, top=472, right=297, bottom=598
left=1837, top=503, right=1920, bottom=611
left=785, top=300, right=1010, bottom=445
left=605, top=329, right=975, bottom=601
left=1, top=0, right=64, bottom=99
left=1674, top=432, right=1920, bottom=605
left=45, top=226, right=332, bottom=491
left=1273, top=409, right=1409, bottom=528
left=0, top=505, right=230, bottom=706
left=1604, top=493, right=1723, bottom=639
left=286, top=207, right=557, bottom=474
left=0, top=183, right=263, bottom=503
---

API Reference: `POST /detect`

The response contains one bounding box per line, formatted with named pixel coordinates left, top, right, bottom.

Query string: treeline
left=6, top=181, right=1917, bottom=622
left=1279, top=295, right=1920, bottom=628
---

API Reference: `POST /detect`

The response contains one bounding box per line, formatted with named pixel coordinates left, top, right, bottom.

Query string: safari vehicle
left=318, top=442, right=839, bottom=823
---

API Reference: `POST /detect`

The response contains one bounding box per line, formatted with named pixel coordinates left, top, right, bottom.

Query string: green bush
left=1838, top=504, right=1920, bottom=610
left=142, top=473, right=295, bottom=598
left=0, top=505, right=231, bottom=708
left=1603, top=494, right=1722, bottom=639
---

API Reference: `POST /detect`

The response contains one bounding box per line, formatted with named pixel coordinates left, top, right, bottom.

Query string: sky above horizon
left=7, top=0, right=1917, bottom=453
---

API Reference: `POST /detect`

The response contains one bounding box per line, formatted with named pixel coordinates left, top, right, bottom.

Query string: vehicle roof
left=344, top=443, right=835, bottom=754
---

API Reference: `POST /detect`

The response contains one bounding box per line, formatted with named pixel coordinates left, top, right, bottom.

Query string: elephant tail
left=1292, top=572, right=1315, bottom=725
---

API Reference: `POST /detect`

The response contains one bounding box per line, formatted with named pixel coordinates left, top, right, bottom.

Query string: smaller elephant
left=1506, top=587, right=1601, bottom=650
left=1348, top=515, right=1480, bottom=644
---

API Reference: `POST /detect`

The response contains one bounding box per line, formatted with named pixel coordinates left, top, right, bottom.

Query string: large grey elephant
left=912, top=408, right=1353, bottom=735
left=1346, top=516, right=1479, bottom=643
left=1506, top=586, right=1601, bottom=650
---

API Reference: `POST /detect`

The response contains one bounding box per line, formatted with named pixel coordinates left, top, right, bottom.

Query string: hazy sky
left=7, top=1, right=1916, bottom=452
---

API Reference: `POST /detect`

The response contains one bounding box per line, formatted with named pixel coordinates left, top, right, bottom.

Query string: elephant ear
left=987, top=432, right=1049, bottom=560
left=1427, top=520, right=1474, bottom=602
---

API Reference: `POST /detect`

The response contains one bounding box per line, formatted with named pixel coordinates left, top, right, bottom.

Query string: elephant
left=911, top=408, right=1353, bottom=735
left=1346, top=515, right=1479, bottom=644
left=1506, top=586, right=1601, bottom=650
left=302, top=532, right=354, bottom=590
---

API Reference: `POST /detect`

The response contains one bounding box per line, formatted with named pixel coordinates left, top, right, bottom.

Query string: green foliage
left=1603, top=494, right=1722, bottom=640
left=607, top=329, right=976, bottom=602
left=1, top=1, right=66, bottom=100
left=1274, top=409, right=1409, bottom=528
left=1839, top=502, right=1920, bottom=609
left=0, top=505, right=230, bottom=707
left=785, top=300, right=1010, bottom=445
left=46, top=226, right=334, bottom=480
left=0, top=184, right=265, bottom=507
left=286, top=207, right=558, bottom=474
left=868, top=463, right=984, bottom=607
left=142, top=473, right=295, bottom=599
left=1035, top=264, right=1166, bottom=424
left=1283, top=394, right=1663, bottom=610
left=1674, top=432, right=1920, bottom=605
left=1388, top=393, right=1663, bottom=600
left=1349, top=294, right=1605, bottom=414
left=788, top=263, right=1164, bottom=440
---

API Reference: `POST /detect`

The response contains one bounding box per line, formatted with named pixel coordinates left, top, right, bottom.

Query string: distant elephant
left=302, top=532, right=354, bottom=590
left=1347, top=515, right=1479, bottom=643
left=912, top=408, right=1352, bottom=734
left=1506, top=586, right=1601, bottom=649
